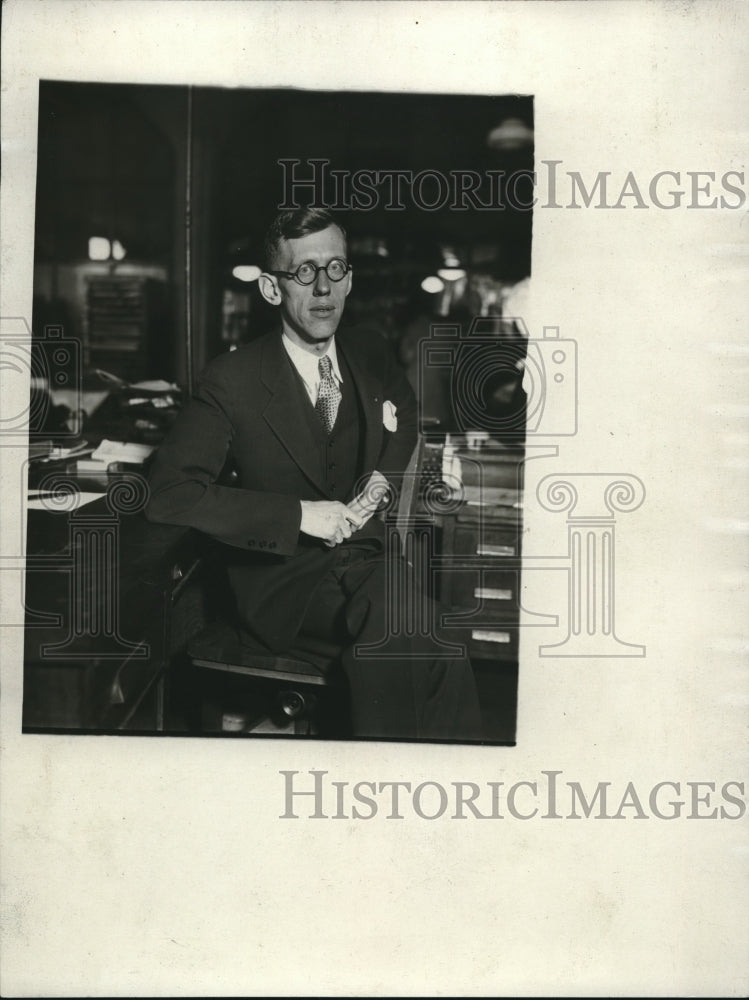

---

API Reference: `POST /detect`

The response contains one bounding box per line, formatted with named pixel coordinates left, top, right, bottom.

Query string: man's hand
left=300, top=500, right=364, bottom=547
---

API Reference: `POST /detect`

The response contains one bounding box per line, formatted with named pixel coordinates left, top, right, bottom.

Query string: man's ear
left=344, top=267, right=353, bottom=298
left=258, top=273, right=282, bottom=306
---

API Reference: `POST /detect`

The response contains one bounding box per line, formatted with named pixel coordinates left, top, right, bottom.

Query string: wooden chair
left=187, top=619, right=339, bottom=735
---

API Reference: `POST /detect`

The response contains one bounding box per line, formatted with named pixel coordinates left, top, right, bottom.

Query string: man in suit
left=145, top=208, right=482, bottom=740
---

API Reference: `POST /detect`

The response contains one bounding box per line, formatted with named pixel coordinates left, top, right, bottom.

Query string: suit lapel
left=337, top=334, right=383, bottom=475
left=260, top=331, right=385, bottom=492
left=260, top=334, right=327, bottom=494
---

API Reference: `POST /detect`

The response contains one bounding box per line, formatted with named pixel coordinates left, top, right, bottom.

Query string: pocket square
left=382, top=400, right=398, bottom=432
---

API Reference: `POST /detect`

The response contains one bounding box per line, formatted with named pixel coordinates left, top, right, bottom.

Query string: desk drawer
left=452, top=524, right=520, bottom=560
left=444, top=623, right=519, bottom=662
left=469, top=626, right=518, bottom=661
left=448, top=568, right=521, bottom=620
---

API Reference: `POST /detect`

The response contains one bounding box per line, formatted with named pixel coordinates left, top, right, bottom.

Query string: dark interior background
left=32, top=81, right=533, bottom=388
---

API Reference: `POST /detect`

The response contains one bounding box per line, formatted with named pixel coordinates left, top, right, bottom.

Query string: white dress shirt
left=282, top=334, right=343, bottom=406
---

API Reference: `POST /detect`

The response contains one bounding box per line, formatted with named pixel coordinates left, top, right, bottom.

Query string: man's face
left=264, top=225, right=352, bottom=348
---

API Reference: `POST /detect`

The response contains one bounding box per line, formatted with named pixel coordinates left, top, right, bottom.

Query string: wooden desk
left=415, top=443, right=525, bottom=664
left=23, top=498, right=200, bottom=732
left=22, top=441, right=524, bottom=736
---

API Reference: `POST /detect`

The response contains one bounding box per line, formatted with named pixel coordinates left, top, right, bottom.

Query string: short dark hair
left=263, top=208, right=347, bottom=270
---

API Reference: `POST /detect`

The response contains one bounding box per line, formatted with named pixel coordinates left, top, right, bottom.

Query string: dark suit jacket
left=145, top=327, right=418, bottom=650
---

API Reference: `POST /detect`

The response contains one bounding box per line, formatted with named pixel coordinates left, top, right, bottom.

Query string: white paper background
left=1, top=2, right=747, bottom=995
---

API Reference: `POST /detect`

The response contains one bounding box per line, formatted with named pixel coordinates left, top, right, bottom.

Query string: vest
left=288, top=350, right=364, bottom=502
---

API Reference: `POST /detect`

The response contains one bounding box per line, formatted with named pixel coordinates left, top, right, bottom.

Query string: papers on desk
left=76, top=458, right=111, bottom=477
left=29, top=440, right=94, bottom=463
left=131, top=378, right=178, bottom=392
left=27, top=489, right=106, bottom=511
left=49, top=441, right=93, bottom=460
left=95, top=369, right=179, bottom=394
left=28, top=439, right=55, bottom=460
left=90, top=439, right=155, bottom=465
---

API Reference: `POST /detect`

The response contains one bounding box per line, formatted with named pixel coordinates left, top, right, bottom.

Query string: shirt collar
left=282, top=334, right=343, bottom=389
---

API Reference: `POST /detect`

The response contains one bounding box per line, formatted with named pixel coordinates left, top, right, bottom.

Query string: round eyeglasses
left=268, top=258, right=351, bottom=286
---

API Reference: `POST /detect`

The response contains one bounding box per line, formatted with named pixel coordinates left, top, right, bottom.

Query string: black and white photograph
left=1, top=2, right=747, bottom=997
left=22, top=81, right=534, bottom=743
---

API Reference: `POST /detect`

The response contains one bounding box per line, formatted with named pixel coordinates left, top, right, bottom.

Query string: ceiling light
left=232, top=265, right=262, bottom=282
left=88, top=236, right=111, bottom=261
left=437, top=268, right=467, bottom=281
left=421, top=276, right=445, bottom=294
left=487, top=118, right=534, bottom=151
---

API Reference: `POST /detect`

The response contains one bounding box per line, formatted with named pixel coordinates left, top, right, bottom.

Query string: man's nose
left=312, top=266, right=331, bottom=295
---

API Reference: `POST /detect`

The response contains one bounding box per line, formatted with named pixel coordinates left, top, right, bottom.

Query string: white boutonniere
left=382, top=400, right=398, bottom=432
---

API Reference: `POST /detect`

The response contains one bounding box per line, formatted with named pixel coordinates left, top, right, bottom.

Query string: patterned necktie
left=315, top=355, right=342, bottom=434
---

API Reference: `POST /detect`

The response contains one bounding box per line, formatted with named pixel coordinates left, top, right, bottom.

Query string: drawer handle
left=471, top=629, right=511, bottom=644
left=474, top=587, right=512, bottom=601
left=477, top=543, right=515, bottom=557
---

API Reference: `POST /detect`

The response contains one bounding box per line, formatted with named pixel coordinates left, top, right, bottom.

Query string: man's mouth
left=310, top=305, right=335, bottom=316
